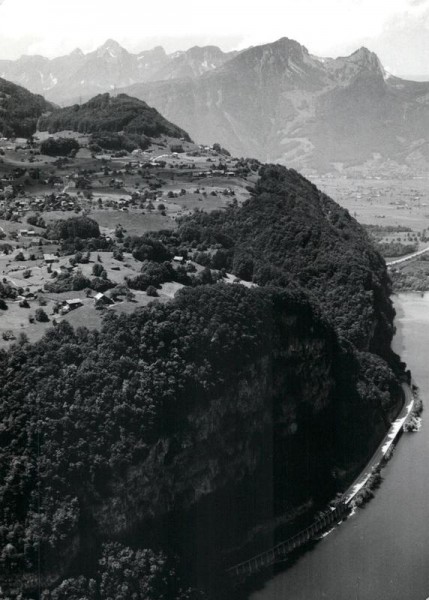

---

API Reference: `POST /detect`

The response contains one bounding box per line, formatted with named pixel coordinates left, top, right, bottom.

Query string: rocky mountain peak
left=70, top=47, right=84, bottom=57
left=346, top=47, right=383, bottom=73
left=272, top=36, right=309, bottom=55
left=96, top=39, right=128, bottom=59
left=241, top=37, right=309, bottom=63
left=149, top=46, right=167, bottom=57
left=220, top=36, right=322, bottom=84
left=186, top=45, right=223, bottom=56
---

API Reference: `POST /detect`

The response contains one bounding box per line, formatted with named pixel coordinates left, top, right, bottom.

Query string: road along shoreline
left=227, top=382, right=416, bottom=579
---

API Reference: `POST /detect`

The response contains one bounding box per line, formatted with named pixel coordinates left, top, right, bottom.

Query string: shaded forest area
left=0, top=165, right=405, bottom=599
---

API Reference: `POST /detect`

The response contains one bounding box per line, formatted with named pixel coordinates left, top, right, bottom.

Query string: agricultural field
left=0, top=133, right=258, bottom=346
left=315, top=176, right=429, bottom=234
left=0, top=249, right=186, bottom=349
left=313, top=175, right=429, bottom=262
left=90, top=210, right=176, bottom=236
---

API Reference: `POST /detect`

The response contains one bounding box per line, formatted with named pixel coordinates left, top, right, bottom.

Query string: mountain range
left=119, top=38, right=429, bottom=173
left=0, top=39, right=237, bottom=104
left=1, top=36, right=429, bottom=172
left=0, top=44, right=410, bottom=597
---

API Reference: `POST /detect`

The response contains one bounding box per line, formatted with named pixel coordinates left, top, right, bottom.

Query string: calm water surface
left=252, top=293, right=429, bottom=600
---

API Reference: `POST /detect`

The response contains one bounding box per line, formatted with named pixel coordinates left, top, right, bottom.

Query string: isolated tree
left=35, top=308, right=49, bottom=322
left=92, top=263, right=105, bottom=277
left=146, top=285, right=158, bottom=297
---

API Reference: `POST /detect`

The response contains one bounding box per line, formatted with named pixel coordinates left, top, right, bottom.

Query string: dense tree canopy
left=0, top=77, right=53, bottom=137
left=46, top=216, right=100, bottom=240
left=38, top=93, right=191, bottom=141
left=0, top=163, right=404, bottom=599
left=0, top=285, right=294, bottom=574
left=42, top=543, right=203, bottom=600
left=177, top=164, right=394, bottom=353
left=90, top=132, right=151, bottom=152
left=40, top=137, right=80, bottom=157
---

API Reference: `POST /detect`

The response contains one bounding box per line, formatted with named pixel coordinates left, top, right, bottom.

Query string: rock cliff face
left=94, top=306, right=337, bottom=529
left=28, top=291, right=400, bottom=594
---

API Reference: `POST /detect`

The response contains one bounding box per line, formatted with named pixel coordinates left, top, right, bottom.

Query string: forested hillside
left=0, top=282, right=401, bottom=598
left=38, top=93, right=191, bottom=141
left=0, top=164, right=404, bottom=599
left=177, top=164, right=395, bottom=355
left=0, top=77, right=53, bottom=137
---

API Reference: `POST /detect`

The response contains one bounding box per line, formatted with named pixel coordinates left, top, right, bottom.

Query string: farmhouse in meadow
left=43, top=253, right=59, bottom=265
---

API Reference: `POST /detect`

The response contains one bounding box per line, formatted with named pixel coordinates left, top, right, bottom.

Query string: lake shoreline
left=251, top=291, right=429, bottom=600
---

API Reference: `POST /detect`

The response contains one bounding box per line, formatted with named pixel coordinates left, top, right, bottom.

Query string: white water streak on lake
left=381, top=398, right=414, bottom=455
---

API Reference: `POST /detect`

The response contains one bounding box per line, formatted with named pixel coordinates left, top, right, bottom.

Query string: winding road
left=343, top=383, right=414, bottom=504
left=387, top=246, right=429, bottom=267
left=226, top=384, right=414, bottom=577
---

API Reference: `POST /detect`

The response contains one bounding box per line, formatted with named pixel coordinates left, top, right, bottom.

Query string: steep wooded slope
left=38, top=93, right=191, bottom=140
left=0, top=160, right=404, bottom=599
left=0, top=77, right=53, bottom=137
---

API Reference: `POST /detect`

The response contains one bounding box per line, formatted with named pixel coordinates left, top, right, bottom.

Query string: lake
left=252, top=292, right=429, bottom=600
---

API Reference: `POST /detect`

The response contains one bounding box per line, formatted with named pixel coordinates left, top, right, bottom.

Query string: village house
left=94, top=292, right=113, bottom=307
left=65, top=298, right=83, bottom=310
left=59, top=299, right=83, bottom=314
left=43, top=253, right=59, bottom=265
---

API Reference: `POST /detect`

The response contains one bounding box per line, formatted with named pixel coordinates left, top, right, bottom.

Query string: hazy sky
left=0, top=0, right=428, bottom=76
